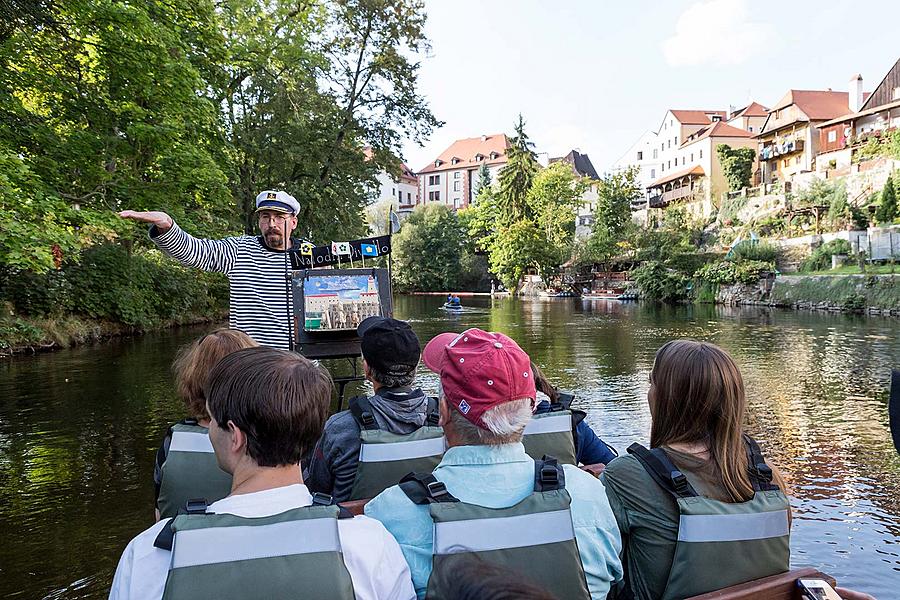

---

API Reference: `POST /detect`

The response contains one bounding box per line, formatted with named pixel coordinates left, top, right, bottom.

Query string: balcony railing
left=760, top=139, right=804, bottom=161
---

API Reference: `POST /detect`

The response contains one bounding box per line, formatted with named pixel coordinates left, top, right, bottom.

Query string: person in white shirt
left=109, top=346, right=415, bottom=600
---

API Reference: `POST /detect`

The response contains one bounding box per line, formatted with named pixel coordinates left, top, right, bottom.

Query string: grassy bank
left=770, top=274, right=900, bottom=311
left=1, top=244, right=229, bottom=356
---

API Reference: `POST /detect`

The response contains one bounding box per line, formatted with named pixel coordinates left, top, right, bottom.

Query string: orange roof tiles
left=419, top=134, right=510, bottom=174
left=649, top=165, right=705, bottom=188
left=669, top=110, right=727, bottom=125
left=770, top=90, right=852, bottom=121
left=731, top=102, right=768, bottom=118
left=682, top=121, right=754, bottom=146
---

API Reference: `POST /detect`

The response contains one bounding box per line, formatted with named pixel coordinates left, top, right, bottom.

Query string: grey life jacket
left=625, top=436, right=791, bottom=600
left=157, top=421, right=232, bottom=519
left=153, top=494, right=355, bottom=600
left=347, top=395, right=445, bottom=500
left=399, top=457, right=591, bottom=600
left=522, top=393, right=585, bottom=465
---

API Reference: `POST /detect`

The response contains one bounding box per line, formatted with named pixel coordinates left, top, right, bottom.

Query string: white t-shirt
left=109, top=484, right=415, bottom=600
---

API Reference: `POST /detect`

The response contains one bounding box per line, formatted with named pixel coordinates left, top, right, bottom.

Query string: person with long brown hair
left=601, top=339, right=791, bottom=599
left=153, top=328, right=258, bottom=520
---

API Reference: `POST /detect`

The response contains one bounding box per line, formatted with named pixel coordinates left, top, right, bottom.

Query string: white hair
left=447, top=397, right=533, bottom=446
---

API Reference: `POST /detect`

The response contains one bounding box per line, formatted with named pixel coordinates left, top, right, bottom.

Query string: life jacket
left=399, top=457, right=591, bottom=600
left=154, top=494, right=355, bottom=600
left=157, top=420, right=232, bottom=519
left=522, top=392, right=585, bottom=466
left=347, top=395, right=445, bottom=500
left=625, top=436, right=790, bottom=599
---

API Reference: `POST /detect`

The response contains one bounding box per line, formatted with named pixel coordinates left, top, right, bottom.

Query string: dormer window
left=711, top=115, right=722, bottom=122
left=451, top=157, right=460, bottom=165
left=475, top=153, right=484, bottom=161
left=434, top=159, right=443, bottom=167
left=489, top=151, right=499, bottom=160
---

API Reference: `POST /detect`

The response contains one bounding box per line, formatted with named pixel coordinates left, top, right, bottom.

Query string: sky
left=399, top=0, right=900, bottom=174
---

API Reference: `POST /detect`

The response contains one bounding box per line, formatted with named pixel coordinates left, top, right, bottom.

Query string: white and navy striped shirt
left=151, top=223, right=298, bottom=349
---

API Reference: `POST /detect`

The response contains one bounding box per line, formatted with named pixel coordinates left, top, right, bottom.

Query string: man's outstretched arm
left=119, top=210, right=239, bottom=274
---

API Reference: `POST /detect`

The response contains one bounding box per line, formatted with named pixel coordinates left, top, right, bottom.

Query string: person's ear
left=439, top=396, right=451, bottom=427
left=228, top=420, right=247, bottom=455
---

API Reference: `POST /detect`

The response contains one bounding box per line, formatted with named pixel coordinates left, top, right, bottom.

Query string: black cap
left=357, top=316, right=421, bottom=376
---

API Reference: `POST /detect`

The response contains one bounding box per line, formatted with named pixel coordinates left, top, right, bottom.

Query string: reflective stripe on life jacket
left=159, top=500, right=355, bottom=600
left=523, top=403, right=581, bottom=465
left=348, top=396, right=445, bottom=500
left=157, top=421, right=232, bottom=519
left=625, top=436, right=790, bottom=600
left=401, top=457, right=591, bottom=600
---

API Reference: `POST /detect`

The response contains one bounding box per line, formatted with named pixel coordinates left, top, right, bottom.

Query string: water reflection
left=0, top=297, right=897, bottom=598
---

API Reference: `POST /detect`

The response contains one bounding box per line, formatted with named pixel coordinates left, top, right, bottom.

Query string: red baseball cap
left=422, top=328, right=536, bottom=429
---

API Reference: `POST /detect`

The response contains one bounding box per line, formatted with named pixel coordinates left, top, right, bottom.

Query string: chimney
left=849, top=74, right=863, bottom=113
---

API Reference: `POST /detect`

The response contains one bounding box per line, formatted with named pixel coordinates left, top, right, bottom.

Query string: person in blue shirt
left=531, top=362, right=617, bottom=469
left=365, top=328, right=623, bottom=600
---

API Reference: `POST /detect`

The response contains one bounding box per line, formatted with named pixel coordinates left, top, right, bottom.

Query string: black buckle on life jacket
left=540, top=463, right=560, bottom=487
left=426, top=480, right=451, bottom=501
left=184, top=499, right=209, bottom=514
left=311, top=492, right=333, bottom=506
left=360, top=411, right=377, bottom=428
left=670, top=470, right=690, bottom=495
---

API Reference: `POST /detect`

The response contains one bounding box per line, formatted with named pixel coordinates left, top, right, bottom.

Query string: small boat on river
left=441, top=302, right=463, bottom=313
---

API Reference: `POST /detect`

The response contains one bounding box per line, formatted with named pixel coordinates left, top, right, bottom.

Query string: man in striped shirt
left=119, top=191, right=304, bottom=349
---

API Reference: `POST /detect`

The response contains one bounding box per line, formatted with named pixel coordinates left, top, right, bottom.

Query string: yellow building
left=757, top=90, right=851, bottom=185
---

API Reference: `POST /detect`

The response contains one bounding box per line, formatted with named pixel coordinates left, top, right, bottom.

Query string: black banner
left=289, top=234, right=392, bottom=269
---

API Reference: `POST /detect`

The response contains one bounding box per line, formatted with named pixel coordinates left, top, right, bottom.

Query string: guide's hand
left=118, top=210, right=173, bottom=233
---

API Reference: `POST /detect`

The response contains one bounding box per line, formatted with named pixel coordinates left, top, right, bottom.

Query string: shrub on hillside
left=800, top=239, right=853, bottom=272
left=695, top=260, right=773, bottom=285
left=631, top=261, right=689, bottom=303
left=729, top=241, right=778, bottom=263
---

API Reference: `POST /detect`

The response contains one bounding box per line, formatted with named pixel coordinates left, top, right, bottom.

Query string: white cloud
left=662, top=0, right=777, bottom=67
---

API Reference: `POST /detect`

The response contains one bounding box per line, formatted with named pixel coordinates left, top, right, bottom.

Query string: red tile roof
left=731, top=101, right=768, bottom=118
left=363, top=146, right=417, bottom=183
left=682, top=121, right=754, bottom=146
left=669, top=110, right=727, bottom=125
left=649, top=165, right=705, bottom=188
left=418, top=134, right=510, bottom=174
left=770, top=90, right=852, bottom=121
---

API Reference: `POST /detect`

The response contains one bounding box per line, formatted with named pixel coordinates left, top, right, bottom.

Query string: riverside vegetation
left=1, top=0, right=439, bottom=353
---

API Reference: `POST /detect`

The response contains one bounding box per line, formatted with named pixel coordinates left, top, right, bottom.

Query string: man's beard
left=264, top=230, right=284, bottom=248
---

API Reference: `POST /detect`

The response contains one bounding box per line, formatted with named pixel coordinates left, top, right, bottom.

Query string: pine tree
left=475, top=163, right=492, bottom=196
left=497, top=114, right=538, bottom=224
left=876, top=174, right=897, bottom=224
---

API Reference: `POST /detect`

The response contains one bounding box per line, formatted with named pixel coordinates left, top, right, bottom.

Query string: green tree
left=716, top=144, right=756, bottom=191
left=875, top=174, right=897, bottom=224
left=497, top=114, right=538, bottom=224
left=585, top=167, right=641, bottom=266
left=392, top=204, right=467, bottom=292
left=475, top=163, right=492, bottom=197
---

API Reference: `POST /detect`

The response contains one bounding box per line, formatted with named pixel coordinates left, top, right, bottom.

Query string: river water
left=1, top=296, right=898, bottom=598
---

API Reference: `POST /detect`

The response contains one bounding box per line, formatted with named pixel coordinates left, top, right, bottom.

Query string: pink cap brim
left=421, top=332, right=461, bottom=373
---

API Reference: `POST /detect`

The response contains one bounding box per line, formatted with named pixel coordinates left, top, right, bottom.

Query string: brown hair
left=172, top=327, right=258, bottom=419
left=531, top=362, right=558, bottom=403
left=205, top=347, right=333, bottom=467
left=649, top=339, right=785, bottom=502
left=172, top=328, right=258, bottom=420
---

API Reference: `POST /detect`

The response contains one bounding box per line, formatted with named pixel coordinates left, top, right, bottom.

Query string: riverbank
left=716, top=274, right=900, bottom=315
left=0, top=312, right=227, bottom=357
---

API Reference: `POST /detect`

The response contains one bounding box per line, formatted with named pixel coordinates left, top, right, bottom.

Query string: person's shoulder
left=600, top=453, right=648, bottom=483
left=363, top=484, right=420, bottom=522
left=322, top=410, right=360, bottom=438
left=123, top=519, right=172, bottom=562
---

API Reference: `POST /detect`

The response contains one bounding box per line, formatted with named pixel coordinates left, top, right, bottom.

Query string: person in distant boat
left=118, top=190, right=308, bottom=349
left=450, top=295, right=461, bottom=306
left=529, top=363, right=616, bottom=473
left=305, top=316, right=442, bottom=502
left=601, top=340, right=791, bottom=600
left=110, top=347, right=415, bottom=600
left=154, top=328, right=258, bottom=521
left=364, top=328, right=623, bottom=599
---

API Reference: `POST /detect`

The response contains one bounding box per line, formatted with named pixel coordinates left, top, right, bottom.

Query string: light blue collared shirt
left=364, top=442, right=623, bottom=599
